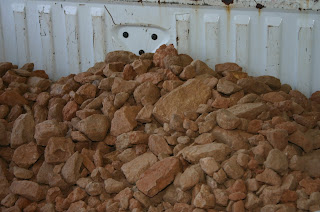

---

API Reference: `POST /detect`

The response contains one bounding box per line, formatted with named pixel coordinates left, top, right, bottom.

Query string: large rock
left=181, top=143, right=231, bottom=163
left=153, top=78, right=211, bottom=124
left=264, top=149, right=288, bottom=175
left=12, top=142, right=41, bottom=168
left=217, top=78, right=242, bottom=95
left=0, top=90, right=28, bottom=106
left=178, top=164, right=204, bottom=191
left=34, top=120, right=68, bottom=146
left=61, top=152, right=83, bottom=184
left=115, top=131, right=149, bottom=150
left=110, top=106, right=141, bottom=136
left=77, top=114, right=109, bottom=141
left=136, top=157, right=181, bottom=197
left=45, top=137, right=75, bottom=164
left=216, top=109, right=240, bottom=130
left=212, top=127, right=251, bottom=150
left=133, top=82, right=160, bottom=106
left=10, top=113, right=35, bottom=148
left=10, top=180, right=46, bottom=201
left=227, top=102, right=268, bottom=120
left=288, top=130, right=313, bottom=153
left=256, top=168, right=282, bottom=186
left=148, top=134, right=172, bottom=156
left=105, top=51, right=139, bottom=64
left=121, top=152, right=158, bottom=184
left=0, top=168, right=9, bottom=200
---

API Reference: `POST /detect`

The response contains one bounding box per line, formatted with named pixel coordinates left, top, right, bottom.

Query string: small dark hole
left=139, top=50, right=145, bottom=55
left=151, top=34, right=158, bottom=40
left=123, top=32, right=129, bottom=38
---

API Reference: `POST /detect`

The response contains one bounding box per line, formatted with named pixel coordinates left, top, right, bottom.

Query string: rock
left=264, top=149, right=288, bottom=175
left=153, top=44, right=178, bottom=68
left=260, top=186, right=282, bottom=205
left=36, top=162, right=54, bottom=184
left=178, top=164, right=204, bottom=191
left=121, top=152, right=158, bottom=184
left=135, top=71, right=164, bottom=84
left=215, top=62, right=242, bottom=73
left=123, top=64, right=136, bottom=80
left=288, top=130, right=313, bottom=153
left=61, top=152, right=83, bottom=184
left=237, top=78, right=272, bottom=94
left=1, top=193, right=18, bottom=208
left=77, top=114, right=109, bottom=141
left=76, top=83, right=96, bottom=100
left=194, top=133, right=215, bottom=144
left=105, top=51, right=139, bottom=64
left=191, top=60, right=217, bottom=76
left=110, top=106, right=141, bottom=136
left=0, top=168, right=10, bottom=200
left=222, top=158, right=244, bottom=180
left=0, top=62, right=13, bottom=76
left=280, top=190, right=298, bottom=203
left=245, top=193, right=262, bottom=210
left=182, top=143, right=231, bottom=163
left=227, top=102, right=268, bottom=120
left=193, top=184, right=215, bottom=209
left=133, top=82, right=160, bottom=106
left=153, top=78, right=211, bottom=124
left=114, top=92, right=129, bottom=108
left=211, top=127, right=251, bottom=150
left=63, top=101, right=78, bottom=121
left=0, top=90, right=28, bottom=106
left=261, top=92, right=286, bottom=103
left=12, top=142, right=41, bottom=168
left=45, top=137, right=75, bottom=164
left=112, top=77, right=139, bottom=94
left=162, top=185, right=191, bottom=205
left=103, top=62, right=125, bottom=77
left=10, top=180, right=46, bottom=201
left=255, top=75, right=281, bottom=90
left=299, top=178, right=320, bottom=195
left=10, top=113, right=35, bottom=148
left=199, top=157, right=220, bottom=176
left=34, top=120, right=68, bottom=146
left=136, top=105, right=153, bottom=123
left=265, top=129, right=288, bottom=151
left=213, top=189, right=229, bottom=206
left=256, top=168, right=282, bottom=186
left=104, top=178, right=126, bottom=194
left=13, top=166, right=33, bottom=179
left=148, top=134, right=172, bottom=156
left=179, top=65, right=196, bottom=80
left=132, top=59, right=152, bottom=75
left=27, top=76, right=51, bottom=93
left=136, top=157, right=181, bottom=197
left=216, top=109, right=240, bottom=130
left=217, top=78, right=242, bottom=95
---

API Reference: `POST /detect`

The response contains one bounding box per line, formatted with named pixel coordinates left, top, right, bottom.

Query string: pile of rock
left=0, top=44, right=320, bottom=212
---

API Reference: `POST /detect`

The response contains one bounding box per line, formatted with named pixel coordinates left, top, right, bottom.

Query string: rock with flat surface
left=12, top=142, right=41, bottom=168
left=10, top=180, right=46, bottom=201
left=153, top=78, right=211, bottom=124
left=227, top=102, right=268, bottom=120
left=136, top=157, right=181, bottom=197
left=61, top=152, right=83, bottom=184
left=45, top=137, right=75, bottom=164
left=110, top=106, right=141, bottom=136
left=77, top=114, right=109, bottom=141
left=212, top=127, right=251, bottom=150
left=10, top=113, right=35, bottom=148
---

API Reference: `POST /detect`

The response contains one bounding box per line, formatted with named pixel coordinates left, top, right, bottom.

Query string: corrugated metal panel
left=0, top=0, right=319, bottom=97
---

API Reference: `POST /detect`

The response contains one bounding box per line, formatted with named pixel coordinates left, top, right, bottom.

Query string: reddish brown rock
left=288, top=130, right=313, bottom=152
left=0, top=62, right=13, bottom=76
left=10, top=113, right=35, bottom=148
left=3, top=70, right=26, bottom=84
left=34, top=120, right=68, bottom=146
left=280, top=190, right=298, bottom=203
left=133, top=82, right=160, bottom=106
left=264, top=149, right=288, bottom=175
left=153, top=78, right=211, bottom=124
left=63, top=101, right=78, bottom=121
left=148, top=134, right=172, bottom=156
left=255, top=75, right=281, bottom=90
left=217, top=78, right=242, bottom=95
left=12, top=142, right=41, bottom=168
left=132, top=59, right=152, bottom=75
left=265, top=129, right=288, bottom=151
left=112, top=77, right=139, bottom=94
left=256, top=168, right=282, bottom=186
left=262, top=92, right=286, bottom=103
left=216, top=109, right=240, bottom=130
left=105, top=51, right=138, bottom=64
left=310, top=91, right=320, bottom=103
left=123, top=64, right=136, bottom=80
left=77, top=114, right=109, bottom=141
left=215, top=62, right=242, bottom=73
left=110, top=106, right=141, bottom=136
left=179, top=65, right=196, bottom=80
left=10, top=180, right=46, bottom=201
left=299, top=178, right=320, bottom=195
left=237, top=77, right=272, bottom=94
left=27, top=76, right=51, bottom=93
left=76, top=83, right=96, bottom=100
left=227, top=102, right=268, bottom=120
left=153, top=44, right=178, bottom=68
left=193, top=184, right=215, bottom=209
left=45, top=137, right=75, bottom=164
left=136, top=157, right=181, bottom=197
left=212, top=127, right=251, bottom=150
left=61, top=152, right=83, bottom=184
left=136, top=105, right=153, bottom=123
left=0, top=90, right=28, bottom=106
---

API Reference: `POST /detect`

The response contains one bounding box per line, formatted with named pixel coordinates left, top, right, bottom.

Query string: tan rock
left=256, top=168, right=282, bottom=186
left=182, top=142, right=231, bottom=163
left=153, top=78, right=211, bottom=124
left=265, top=129, right=288, bottom=151
left=227, top=102, right=268, bottom=120
left=245, top=193, right=261, bottom=210
left=178, top=164, right=204, bottom=191
left=112, top=77, right=139, bottom=94
left=212, top=127, right=250, bottom=150
left=13, top=166, right=33, bottom=179
left=116, top=131, right=149, bottom=150
left=216, top=109, right=240, bottom=130
left=104, top=178, right=126, bottom=194
left=134, top=82, right=160, bottom=106
left=222, top=157, right=244, bottom=180
left=0, top=168, right=10, bottom=200
left=153, top=44, right=178, bottom=68
left=36, top=162, right=54, bottom=184
left=264, top=149, right=288, bottom=175
left=45, top=137, right=75, bottom=164
left=217, top=78, right=242, bottom=95
left=260, top=186, right=282, bottom=205
left=10, top=180, right=46, bottom=201
left=34, top=120, right=68, bottom=146
left=199, top=157, right=220, bottom=176
left=237, top=77, right=272, bottom=94
left=77, top=114, right=109, bottom=141
left=136, top=157, right=181, bottom=197
left=76, top=83, right=96, bottom=100
left=255, top=75, right=281, bottom=90
left=213, top=189, right=229, bottom=206
left=12, top=142, right=41, bottom=168
left=110, top=106, right=141, bottom=136
left=136, top=105, right=153, bottom=123
left=61, top=152, right=83, bottom=184
left=194, top=133, right=215, bottom=145
left=148, top=134, right=172, bottom=156
left=105, top=51, right=138, bottom=64
left=121, top=152, right=158, bottom=184
left=193, top=184, right=215, bottom=209
left=0, top=90, right=28, bottom=106
left=288, top=130, right=313, bottom=152
left=10, top=113, right=35, bottom=148
left=63, top=101, right=78, bottom=121
left=179, top=65, right=196, bottom=80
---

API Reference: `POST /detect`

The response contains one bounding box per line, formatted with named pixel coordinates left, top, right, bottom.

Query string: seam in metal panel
left=38, top=5, right=56, bottom=79
left=64, top=6, right=81, bottom=74
left=234, top=15, right=250, bottom=72
left=12, top=3, right=30, bottom=66
left=91, top=7, right=107, bottom=64
left=176, top=13, right=190, bottom=54
left=204, top=14, right=220, bottom=68
left=0, top=1, right=5, bottom=61
left=297, top=19, right=314, bottom=96
left=265, top=17, right=282, bottom=78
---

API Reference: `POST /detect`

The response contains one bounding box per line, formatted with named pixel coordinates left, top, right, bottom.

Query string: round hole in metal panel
left=123, top=32, right=129, bottom=38
left=139, top=50, right=145, bottom=55
left=151, top=34, right=158, bottom=40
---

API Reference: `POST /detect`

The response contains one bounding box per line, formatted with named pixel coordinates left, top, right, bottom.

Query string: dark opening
left=123, top=32, right=129, bottom=38
left=222, top=0, right=233, bottom=5
left=151, top=34, right=158, bottom=40
left=139, top=50, right=145, bottom=55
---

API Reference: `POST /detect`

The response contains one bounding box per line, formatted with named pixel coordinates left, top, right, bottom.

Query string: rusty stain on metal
left=256, top=3, right=265, bottom=9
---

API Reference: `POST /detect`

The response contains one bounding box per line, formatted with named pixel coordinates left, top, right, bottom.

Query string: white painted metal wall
left=0, top=0, right=320, bottom=97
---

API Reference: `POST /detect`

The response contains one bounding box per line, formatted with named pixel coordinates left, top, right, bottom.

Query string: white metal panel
left=0, top=0, right=320, bottom=97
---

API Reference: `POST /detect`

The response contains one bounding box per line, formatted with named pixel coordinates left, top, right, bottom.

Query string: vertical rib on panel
left=297, top=19, right=314, bottom=96
left=234, top=15, right=250, bottom=71
left=0, top=4, right=5, bottom=61
left=64, top=6, right=80, bottom=74
left=175, top=14, right=190, bottom=54
left=204, top=14, right=220, bottom=68
left=12, top=4, right=30, bottom=66
left=91, top=7, right=106, bottom=64
left=38, top=5, right=56, bottom=79
left=265, top=17, right=282, bottom=78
